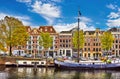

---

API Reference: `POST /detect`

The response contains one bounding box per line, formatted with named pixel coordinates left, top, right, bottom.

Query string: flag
left=78, top=10, right=81, bottom=16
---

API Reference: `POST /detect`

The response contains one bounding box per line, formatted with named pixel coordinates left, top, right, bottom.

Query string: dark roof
left=84, top=31, right=95, bottom=35
left=39, top=26, right=56, bottom=33
left=60, top=31, right=71, bottom=33
left=108, top=27, right=118, bottom=32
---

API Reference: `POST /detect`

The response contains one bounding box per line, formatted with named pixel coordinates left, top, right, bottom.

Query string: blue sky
left=0, top=0, right=120, bottom=32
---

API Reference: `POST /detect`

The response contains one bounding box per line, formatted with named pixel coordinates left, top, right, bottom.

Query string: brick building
left=109, top=28, right=120, bottom=57
left=12, top=26, right=59, bottom=57
left=58, top=31, right=73, bottom=57
left=83, top=28, right=104, bottom=59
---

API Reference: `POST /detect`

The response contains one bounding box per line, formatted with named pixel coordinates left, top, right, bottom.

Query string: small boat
left=54, top=59, right=120, bottom=70
left=17, top=60, right=46, bottom=67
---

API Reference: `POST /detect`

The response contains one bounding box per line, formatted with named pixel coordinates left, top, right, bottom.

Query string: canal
left=0, top=67, right=120, bottom=79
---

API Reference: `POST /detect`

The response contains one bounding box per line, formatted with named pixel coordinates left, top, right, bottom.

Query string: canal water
left=0, top=67, right=120, bottom=79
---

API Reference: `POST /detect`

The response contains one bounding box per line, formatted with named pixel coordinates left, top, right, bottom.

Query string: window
left=88, top=43, right=90, bottom=46
left=60, top=50, right=62, bottom=55
left=50, top=28, right=52, bottom=31
left=63, top=44, right=65, bottom=47
left=96, top=48, right=98, bottom=52
left=55, top=46, right=57, bottom=48
left=60, top=45, right=62, bottom=47
left=41, top=62, right=44, bottom=64
left=88, top=48, right=90, bottom=51
left=88, top=53, right=90, bottom=57
left=116, top=45, right=118, bottom=48
left=84, top=48, right=86, bottom=51
left=35, top=62, right=39, bottom=64
left=99, top=48, right=101, bottom=51
left=45, top=28, right=47, bottom=31
left=96, top=43, right=98, bottom=46
left=31, top=62, right=34, bottom=64
left=69, top=40, right=71, bottom=42
left=66, top=40, right=68, bottom=43
left=28, top=46, right=31, bottom=49
left=66, top=45, right=68, bottom=47
left=23, top=62, right=27, bottom=64
left=63, top=50, right=65, bottom=54
left=116, top=40, right=118, bottom=43
left=60, top=40, right=62, bottom=42
left=99, top=43, right=101, bottom=46
left=36, top=46, right=37, bottom=48
left=39, top=46, right=42, bottom=49
left=29, top=36, right=31, bottom=39
left=40, top=29, right=42, bottom=32
left=84, top=53, right=86, bottom=57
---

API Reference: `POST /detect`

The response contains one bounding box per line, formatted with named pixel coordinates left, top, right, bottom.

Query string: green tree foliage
left=73, top=30, right=85, bottom=49
left=0, top=16, right=29, bottom=56
left=12, top=26, right=29, bottom=46
left=39, top=32, right=53, bottom=67
left=101, top=31, right=114, bottom=54
left=39, top=32, right=53, bottom=56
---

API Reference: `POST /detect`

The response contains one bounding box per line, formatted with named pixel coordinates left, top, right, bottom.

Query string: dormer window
left=50, top=28, right=52, bottom=31
left=45, top=28, right=47, bottom=31
left=40, top=29, right=42, bottom=32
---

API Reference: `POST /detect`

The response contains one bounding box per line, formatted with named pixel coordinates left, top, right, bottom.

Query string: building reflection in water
left=0, top=67, right=120, bottom=79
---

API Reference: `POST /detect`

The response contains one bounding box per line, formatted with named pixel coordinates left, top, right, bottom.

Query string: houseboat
left=5, top=60, right=54, bottom=67
left=54, top=59, right=120, bottom=70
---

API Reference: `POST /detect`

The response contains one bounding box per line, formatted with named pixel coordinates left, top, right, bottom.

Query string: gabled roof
left=108, top=27, right=120, bottom=32
left=30, top=28, right=40, bottom=35
left=39, top=26, right=56, bottom=33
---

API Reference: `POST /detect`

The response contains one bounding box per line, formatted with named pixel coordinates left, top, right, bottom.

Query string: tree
left=0, top=16, right=29, bottom=56
left=39, top=32, right=53, bottom=57
left=39, top=32, right=53, bottom=67
left=73, top=30, right=85, bottom=49
left=101, top=31, right=114, bottom=57
left=72, top=30, right=85, bottom=62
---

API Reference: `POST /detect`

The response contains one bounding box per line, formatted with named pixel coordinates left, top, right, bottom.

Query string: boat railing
left=111, top=59, right=120, bottom=64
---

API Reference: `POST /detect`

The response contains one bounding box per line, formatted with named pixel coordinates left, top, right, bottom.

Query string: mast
left=77, top=10, right=81, bottom=63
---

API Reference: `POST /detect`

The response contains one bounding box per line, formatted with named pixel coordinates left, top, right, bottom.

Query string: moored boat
left=5, top=60, right=54, bottom=67
left=54, top=59, right=120, bottom=70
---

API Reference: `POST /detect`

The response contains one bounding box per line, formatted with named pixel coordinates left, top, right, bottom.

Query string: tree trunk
left=46, top=50, right=48, bottom=68
left=9, top=44, right=12, bottom=56
left=107, top=50, right=108, bottom=59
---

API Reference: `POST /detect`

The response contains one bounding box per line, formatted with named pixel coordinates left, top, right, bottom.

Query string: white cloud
left=106, top=4, right=117, bottom=10
left=31, top=1, right=60, bottom=24
left=107, top=12, right=119, bottom=19
left=39, top=0, right=62, bottom=3
left=16, top=0, right=61, bottom=25
left=80, top=16, right=92, bottom=22
left=0, top=13, right=31, bottom=26
left=106, top=4, right=120, bottom=27
left=16, top=0, right=31, bottom=3
left=51, top=0, right=62, bottom=2
left=54, top=17, right=95, bottom=32
left=106, top=18, right=120, bottom=27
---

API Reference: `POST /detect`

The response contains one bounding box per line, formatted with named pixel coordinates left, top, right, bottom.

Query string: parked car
left=0, top=53, right=8, bottom=56
left=24, top=54, right=32, bottom=58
